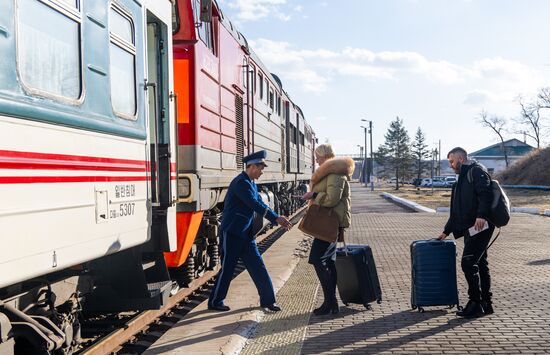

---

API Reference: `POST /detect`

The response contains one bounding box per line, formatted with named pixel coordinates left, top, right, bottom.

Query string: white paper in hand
left=468, top=221, right=489, bottom=236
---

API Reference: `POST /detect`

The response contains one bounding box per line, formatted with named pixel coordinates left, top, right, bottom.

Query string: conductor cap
left=243, top=150, right=268, bottom=167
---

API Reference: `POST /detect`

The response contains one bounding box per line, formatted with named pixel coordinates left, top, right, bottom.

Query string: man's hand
left=276, top=216, right=293, bottom=231
left=437, top=232, right=448, bottom=240
left=301, top=191, right=314, bottom=200
left=474, top=218, right=486, bottom=231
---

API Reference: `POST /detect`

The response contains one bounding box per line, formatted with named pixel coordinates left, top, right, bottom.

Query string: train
left=0, top=0, right=315, bottom=353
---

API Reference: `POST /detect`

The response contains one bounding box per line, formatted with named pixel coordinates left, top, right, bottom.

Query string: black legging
left=313, top=261, right=337, bottom=306
left=309, top=238, right=338, bottom=306
left=461, top=225, right=495, bottom=302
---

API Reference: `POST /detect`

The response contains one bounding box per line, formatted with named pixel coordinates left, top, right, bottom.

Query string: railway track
left=79, top=207, right=307, bottom=354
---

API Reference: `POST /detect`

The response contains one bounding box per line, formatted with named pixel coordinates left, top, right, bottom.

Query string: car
left=411, top=178, right=422, bottom=186
left=420, top=178, right=432, bottom=187
left=432, top=176, right=446, bottom=187
left=444, top=176, right=457, bottom=187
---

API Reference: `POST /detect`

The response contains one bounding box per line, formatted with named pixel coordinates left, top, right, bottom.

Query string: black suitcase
left=335, top=244, right=382, bottom=309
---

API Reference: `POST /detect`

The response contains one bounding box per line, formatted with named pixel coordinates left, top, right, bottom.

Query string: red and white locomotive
left=165, top=0, right=316, bottom=284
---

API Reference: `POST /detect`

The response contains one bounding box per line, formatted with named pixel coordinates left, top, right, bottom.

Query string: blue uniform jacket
left=220, top=172, right=279, bottom=237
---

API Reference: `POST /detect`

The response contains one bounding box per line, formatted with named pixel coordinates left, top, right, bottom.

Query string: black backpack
left=467, top=167, right=511, bottom=228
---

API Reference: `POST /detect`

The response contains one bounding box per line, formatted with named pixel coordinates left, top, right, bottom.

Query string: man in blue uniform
left=208, top=150, right=293, bottom=312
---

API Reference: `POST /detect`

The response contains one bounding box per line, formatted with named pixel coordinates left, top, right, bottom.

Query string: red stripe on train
left=0, top=150, right=146, bottom=171
left=0, top=176, right=149, bottom=184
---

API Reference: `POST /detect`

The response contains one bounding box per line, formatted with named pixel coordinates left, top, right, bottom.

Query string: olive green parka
left=310, top=157, right=355, bottom=228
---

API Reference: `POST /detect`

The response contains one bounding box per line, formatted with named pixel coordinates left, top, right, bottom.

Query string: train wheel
left=170, top=254, right=195, bottom=287
left=207, top=244, right=219, bottom=269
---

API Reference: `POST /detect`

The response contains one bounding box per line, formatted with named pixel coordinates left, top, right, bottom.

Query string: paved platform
left=146, top=184, right=550, bottom=354
left=242, top=185, right=550, bottom=354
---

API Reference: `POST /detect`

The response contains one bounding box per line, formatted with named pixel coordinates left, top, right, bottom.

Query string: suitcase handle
left=428, top=240, right=444, bottom=246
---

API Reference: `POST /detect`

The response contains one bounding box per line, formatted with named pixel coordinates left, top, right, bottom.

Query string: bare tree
left=478, top=110, right=509, bottom=167
left=516, top=96, right=542, bottom=148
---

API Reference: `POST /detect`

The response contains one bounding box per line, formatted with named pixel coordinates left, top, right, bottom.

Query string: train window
left=300, top=132, right=305, bottom=146
left=265, top=81, right=269, bottom=105
left=290, top=124, right=296, bottom=144
left=277, top=96, right=281, bottom=116
left=171, top=0, right=180, bottom=34
left=192, top=0, right=215, bottom=54
left=250, top=65, right=256, bottom=94
left=258, top=73, right=263, bottom=99
left=242, top=58, right=247, bottom=89
left=17, top=0, right=82, bottom=100
left=109, top=5, right=137, bottom=118
left=269, top=88, right=274, bottom=110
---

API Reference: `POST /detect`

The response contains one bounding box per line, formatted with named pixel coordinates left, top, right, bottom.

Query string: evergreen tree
left=376, top=117, right=413, bottom=190
left=411, top=127, right=429, bottom=179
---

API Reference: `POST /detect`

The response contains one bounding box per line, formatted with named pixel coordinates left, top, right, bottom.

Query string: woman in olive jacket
left=302, top=144, right=354, bottom=315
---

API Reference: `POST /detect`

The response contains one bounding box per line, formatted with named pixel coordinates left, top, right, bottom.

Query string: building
left=469, top=139, right=535, bottom=174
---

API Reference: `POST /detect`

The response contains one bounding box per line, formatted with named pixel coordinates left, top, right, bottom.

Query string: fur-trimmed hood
left=310, top=157, right=355, bottom=187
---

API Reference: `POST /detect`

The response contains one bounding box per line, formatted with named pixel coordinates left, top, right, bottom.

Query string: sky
left=218, top=0, right=550, bottom=157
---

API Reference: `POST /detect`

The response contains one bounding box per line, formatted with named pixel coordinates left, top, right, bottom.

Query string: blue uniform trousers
left=208, top=231, right=276, bottom=307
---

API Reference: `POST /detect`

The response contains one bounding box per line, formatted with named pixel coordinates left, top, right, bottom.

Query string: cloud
left=464, top=90, right=496, bottom=105
left=249, top=38, right=547, bottom=100
left=225, top=0, right=293, bottom=23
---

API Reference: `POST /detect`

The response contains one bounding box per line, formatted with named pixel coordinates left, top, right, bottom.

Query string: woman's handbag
left=298, top=204, right=339, bottom=242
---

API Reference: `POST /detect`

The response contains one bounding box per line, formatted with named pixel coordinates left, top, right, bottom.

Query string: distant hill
left=494, top=146, right=550, bottom=186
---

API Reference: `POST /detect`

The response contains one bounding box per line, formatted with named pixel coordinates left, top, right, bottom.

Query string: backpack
left=467, top=167, right=511, bottom=228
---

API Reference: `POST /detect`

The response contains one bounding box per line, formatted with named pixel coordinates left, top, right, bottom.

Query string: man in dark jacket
left=208, top=150, right=292, bottom=312
left=438, top=147, right=495, bottom=318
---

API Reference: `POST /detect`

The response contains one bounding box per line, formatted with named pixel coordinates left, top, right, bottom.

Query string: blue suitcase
left=410, top=240, right=460, bottom=312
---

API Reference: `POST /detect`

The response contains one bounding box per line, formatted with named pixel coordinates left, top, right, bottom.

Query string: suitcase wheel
left=344, top=302, right=349, bottom=306
left=418, top=307, right=425, bottom=313
left=457, top=305, right=463, bottom=311
left=377, top=298, right=382, bottom=304
left=363, top=303, right=372, bottom=310
left=411, top=305, right=417, bottom=310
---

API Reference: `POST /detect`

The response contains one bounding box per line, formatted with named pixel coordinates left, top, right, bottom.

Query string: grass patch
left=378, top=185, right=550, bottom=211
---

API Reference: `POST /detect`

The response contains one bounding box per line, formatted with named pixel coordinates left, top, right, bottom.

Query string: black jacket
left=444, top=162, right=492, bottom=238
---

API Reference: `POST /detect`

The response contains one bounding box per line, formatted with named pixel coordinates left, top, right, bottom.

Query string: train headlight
left=178, top=177, right=191, bottom=198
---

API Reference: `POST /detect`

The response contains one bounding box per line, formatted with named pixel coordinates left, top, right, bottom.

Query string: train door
left=146, top=4, right=177, bottom=251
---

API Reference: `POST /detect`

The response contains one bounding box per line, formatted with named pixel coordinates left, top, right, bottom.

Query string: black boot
left=313, top=264, right=339, bottom=316
left=457, top=300, right=484, bottom=318
left=481, top=300, right=494, bottom=315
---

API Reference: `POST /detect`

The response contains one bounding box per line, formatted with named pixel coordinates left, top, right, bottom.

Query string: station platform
left=146, top=184, right=550, bottom=354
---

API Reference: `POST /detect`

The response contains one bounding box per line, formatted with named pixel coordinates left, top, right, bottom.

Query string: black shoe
left=481, top=300, right=494, bottom=315
left=313, top=302, right=339, bottom=316
left=456, top=300, right=484, bottom=318
left=262, top=303, right=282, bottom=312
left=208, top=304, right=230, bottom=312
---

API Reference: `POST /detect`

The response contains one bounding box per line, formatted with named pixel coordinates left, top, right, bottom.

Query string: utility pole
left=357, top=145, right=363, bottom=182
left=361, top=118, right=373, bottom=189
left=360, top=125, right=367, bottom=186
left=438, top=139, right=441, bottom=176
left=369, top=121, right=374, bottom=191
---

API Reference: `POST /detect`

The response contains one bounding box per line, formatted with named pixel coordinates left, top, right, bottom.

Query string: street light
left=356, top=145, right=364, bottom=182
left=360, top=125, right=367, bottom=186
left=361, top=119, right=374, bottom=191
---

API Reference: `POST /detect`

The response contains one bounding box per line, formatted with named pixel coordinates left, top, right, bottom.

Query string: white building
left=469, top=139, right=535, bottom=174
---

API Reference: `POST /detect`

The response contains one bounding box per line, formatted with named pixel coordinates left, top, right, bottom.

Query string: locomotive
left=0, top=0, right=315, bottom=353
left=165, top=0, right=316, bottom=286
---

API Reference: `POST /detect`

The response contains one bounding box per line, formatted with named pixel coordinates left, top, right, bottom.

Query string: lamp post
left=356, top=145, right=363, bottom=182
left=361, top=119, right=374, bottom=190
left=360, top=125, right=367, bottom=186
